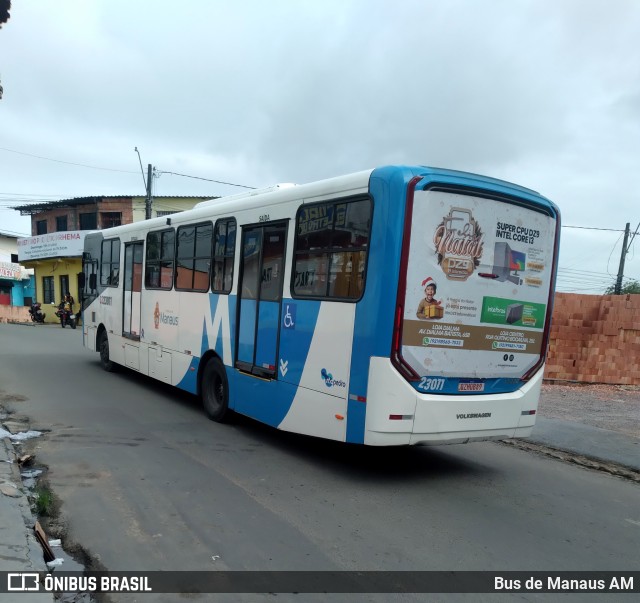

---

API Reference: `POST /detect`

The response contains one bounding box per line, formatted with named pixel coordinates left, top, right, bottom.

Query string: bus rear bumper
left=363, top=357, right=543, bottom=446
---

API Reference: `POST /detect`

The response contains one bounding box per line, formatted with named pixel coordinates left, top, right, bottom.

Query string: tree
left=604, top=279, right=640, bottom=295
left=0, top=0, right=10, bottom=29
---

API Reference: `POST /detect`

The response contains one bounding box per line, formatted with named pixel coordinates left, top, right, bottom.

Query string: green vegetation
left=604, top=280, right=640, bottom=295
left=33, top=487, right=54, bottom=517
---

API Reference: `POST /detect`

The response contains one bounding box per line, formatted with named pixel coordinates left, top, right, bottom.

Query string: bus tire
left=202, top=358, right=230, bottom=422
left=98, top=330, right=116, bottom=372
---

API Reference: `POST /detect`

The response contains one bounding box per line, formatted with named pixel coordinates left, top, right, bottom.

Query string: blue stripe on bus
left=346, top=168, right=408, bottom=443
left=176, top=294, right=237, bottom=395
left=235, top=300, right=321, bottom=427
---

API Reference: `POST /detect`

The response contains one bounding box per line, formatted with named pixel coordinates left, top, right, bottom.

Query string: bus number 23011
left=418, top=377, right=445, bottom=392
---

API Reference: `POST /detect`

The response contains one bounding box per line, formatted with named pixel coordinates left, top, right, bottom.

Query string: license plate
left=458, top=382, right=484, bottom=392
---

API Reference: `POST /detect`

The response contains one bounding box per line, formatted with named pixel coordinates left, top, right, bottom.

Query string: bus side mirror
left=89, top=274, right=97, bottom=290
left=78, top=273, right=85, bottom=288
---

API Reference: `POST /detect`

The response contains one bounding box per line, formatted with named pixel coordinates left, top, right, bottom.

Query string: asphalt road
left=0, top=323, right=638, bottom=602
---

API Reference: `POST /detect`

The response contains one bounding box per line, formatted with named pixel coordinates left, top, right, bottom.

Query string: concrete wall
left=0, top=304, right=30, bottom=323
left=545, top=292, right=640, bottom=385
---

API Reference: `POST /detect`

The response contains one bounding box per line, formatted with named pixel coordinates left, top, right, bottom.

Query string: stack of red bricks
left=544, top=293, right=640, bottom=385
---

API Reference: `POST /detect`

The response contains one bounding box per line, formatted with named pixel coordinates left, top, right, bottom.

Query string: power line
left=0, top=146, right=138, bottom=174
left=157, top=170, right=255, bottom=189
left=561, top=225, right=627, bottom=232
left=0, top=147, right=633, bottom=213
left=0, top=146, right=256, bottom=191
left=558, top=267, right=615, bottom=277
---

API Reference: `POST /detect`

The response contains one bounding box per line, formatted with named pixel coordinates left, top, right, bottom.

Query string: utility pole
left=145, top=163, right=153, bottom=220
left=614, top=222, right=630, bottom=295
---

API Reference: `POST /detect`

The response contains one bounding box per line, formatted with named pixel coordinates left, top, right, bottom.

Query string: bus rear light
left=349, top=395, right=367, bottom=403
left=390, top=176, right=422, bottom=383
left=522, top=211, right=561, bottom=382
left=521, top=410, right=536, bottom=416
left=335, top=414, right=344, bottom=421
left=389, top=414, right=413, bottom=421
left=391, top=303, right=420, bottom=381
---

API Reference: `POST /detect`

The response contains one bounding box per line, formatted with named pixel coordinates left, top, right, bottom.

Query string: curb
left=0, top=436, right=52, bottom=575
left=499, top=439, right=640, bottom=483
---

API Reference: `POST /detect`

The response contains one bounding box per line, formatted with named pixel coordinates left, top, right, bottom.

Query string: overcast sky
left=1, top=0, right=639, bottom=293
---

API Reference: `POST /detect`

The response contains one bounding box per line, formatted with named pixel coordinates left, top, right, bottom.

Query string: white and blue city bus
left=81, top=165, right=560, bottom=446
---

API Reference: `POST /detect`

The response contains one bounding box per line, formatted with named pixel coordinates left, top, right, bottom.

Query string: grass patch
left=33, top=486, right=55, bottom=516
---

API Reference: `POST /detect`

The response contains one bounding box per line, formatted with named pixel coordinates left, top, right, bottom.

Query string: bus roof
left=87, top=165, right=554, bottom=238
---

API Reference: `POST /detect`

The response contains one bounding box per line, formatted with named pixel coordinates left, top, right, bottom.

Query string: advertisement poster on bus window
left=402, top=189, right=557, bottom=382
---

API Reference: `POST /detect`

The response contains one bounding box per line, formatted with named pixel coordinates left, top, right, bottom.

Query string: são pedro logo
left=433, top=207, right=484, bottom=281
left=321, top=368, right=346, bottom=388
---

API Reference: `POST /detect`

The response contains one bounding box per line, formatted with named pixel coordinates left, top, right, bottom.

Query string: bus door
left=123, top=241, right=143, bottom=340
left=236, top=223, right=287, bottom=378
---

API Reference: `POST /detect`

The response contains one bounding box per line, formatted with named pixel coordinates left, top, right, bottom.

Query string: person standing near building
left=63, top=292, right=75, bottom=313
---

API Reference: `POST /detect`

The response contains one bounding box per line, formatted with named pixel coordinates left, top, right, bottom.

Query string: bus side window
left=175, top=222, right=212, bottom=292
left=212, top=218, right=236, bottom=294
left=100, top=239, right=121, bottom=287
left=292, top=198, right=371, bottom=300
left=145, top=228, right=175, bottom=290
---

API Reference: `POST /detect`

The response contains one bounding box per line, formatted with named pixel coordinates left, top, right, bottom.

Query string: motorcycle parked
left=54, top=301, right=76, bottom=329
left=29, top=302, right=46, bottom=323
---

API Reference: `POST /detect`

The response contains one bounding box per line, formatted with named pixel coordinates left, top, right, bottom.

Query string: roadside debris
left=18, top=453, right=34, bottom=465
left=34, top=520, right=56, bottom=562
left=20, top=467, right=44, bottom=489
left=9, top=430, right=42, bottom=440
left=0, top=427, right=43, bottom=440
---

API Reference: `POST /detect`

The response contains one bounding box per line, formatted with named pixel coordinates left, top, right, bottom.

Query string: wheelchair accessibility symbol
left=283, top=304, right=296, bottom=329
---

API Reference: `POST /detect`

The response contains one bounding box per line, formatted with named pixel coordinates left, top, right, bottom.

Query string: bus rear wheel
left=98, top=330, right=115, bottom=372
left=202, top=358, right=230, bottom=422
